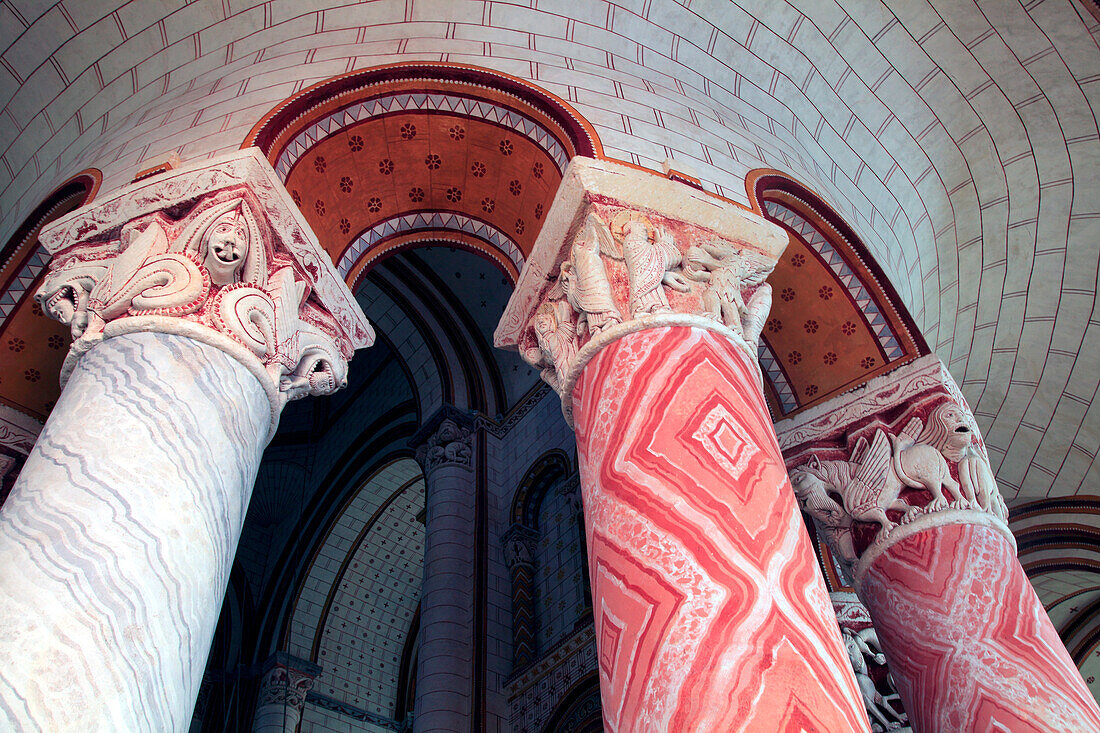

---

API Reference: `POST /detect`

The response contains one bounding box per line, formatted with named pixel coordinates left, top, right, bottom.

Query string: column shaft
left=781, top=355, right=1100, bottom=733
left=0, top=333, right=269, bottom=730
left=571, top=325, right=870, bottom=733
left=414, top=460, right=475, bottom=732
left=862, top=522, right=1100, bottom=732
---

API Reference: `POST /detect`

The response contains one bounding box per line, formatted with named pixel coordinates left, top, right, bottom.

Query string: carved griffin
left=791, top=417, right=965, bottom=537
left=683, top=242, right=774, bottom=348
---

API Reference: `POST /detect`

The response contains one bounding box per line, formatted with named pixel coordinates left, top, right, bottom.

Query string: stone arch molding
left=246, top=62, right=602, bottom=290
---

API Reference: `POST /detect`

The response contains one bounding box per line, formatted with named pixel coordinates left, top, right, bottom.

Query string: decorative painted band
left=275, top=92, right=570, bottom=180
left=337, top=211, right=524, bottom=278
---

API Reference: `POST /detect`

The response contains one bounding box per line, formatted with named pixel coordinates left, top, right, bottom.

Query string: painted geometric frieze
left=763, top=199, right=908, bottom=363
left=32, top=149, right=373, bottom=411
left=272, top=91, right=572, bottom=180
left=495, top=157, right=788, bottom=421
left=502, top=523, right=540, bottom=670
left=750, top=177, right=927, bottom=420
left=254, top=66, right=599, bottom=294
left=506, top=625, right=598, bottom=733
left=778, top=355, right=1011, bottom=589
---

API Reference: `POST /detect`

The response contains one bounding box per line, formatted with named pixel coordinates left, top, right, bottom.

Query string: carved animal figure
left=918, top=401, right=1009, bottom=520
left=683, top=242, right=774, bottom=347
left=789, top=470, right=858, bottom=566
left=36, top=256, right=109, bottom=341
left=793, top=418, right=965, bottom=537
left=559, top=213, right=622, bottom=335
left=916, top=402, right=975, bottom=461
left=843, top=627, right=908, bottom=731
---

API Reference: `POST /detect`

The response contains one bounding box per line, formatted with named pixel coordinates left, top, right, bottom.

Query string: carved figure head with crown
left=202, top=206, right=250, bottom=286
left=176, top=195, right=267, bottom=289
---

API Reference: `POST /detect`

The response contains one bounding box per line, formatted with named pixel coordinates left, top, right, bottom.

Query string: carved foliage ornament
left=520, top=208, right=776, bottom=393
left=36, top=189, right=350, bottom=401
left=789, top=398, right=1009, bottom=578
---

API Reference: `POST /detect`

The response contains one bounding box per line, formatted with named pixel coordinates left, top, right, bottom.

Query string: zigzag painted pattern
left=510, top=562, right=538, bottom=669
left=0, top=333, right=269, bottom=731
left=862, top=522, right=1100, bottom=733
left=571, top=326, right=870, bottom=733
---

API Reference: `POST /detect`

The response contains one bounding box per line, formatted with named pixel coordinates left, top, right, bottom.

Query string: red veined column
left=496, top=157, right=870, bottom=733
left=780, top=356, right=1100, bottom=733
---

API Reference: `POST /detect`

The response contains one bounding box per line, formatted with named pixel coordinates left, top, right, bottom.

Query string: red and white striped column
left=780, top=356, right=1100, bottom=733
left=497, top=157, right=869, bottom=733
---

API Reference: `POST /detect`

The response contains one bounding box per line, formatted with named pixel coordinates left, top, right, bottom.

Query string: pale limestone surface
left=0, top=333, right=269, bottom=731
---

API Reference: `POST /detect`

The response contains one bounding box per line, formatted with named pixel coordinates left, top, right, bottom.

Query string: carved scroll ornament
left=518, top=209, right=777, bottom=401
left=36, top=192, right=353, bottom=403
left=789, top=398, right=1010, bottom=583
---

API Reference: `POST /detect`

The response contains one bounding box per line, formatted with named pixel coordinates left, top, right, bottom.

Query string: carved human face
left=935, top=404, right=975, bottom=451
left=533, top=309, right=554, bottom=337
left=203, top=212, right=249, bottom=285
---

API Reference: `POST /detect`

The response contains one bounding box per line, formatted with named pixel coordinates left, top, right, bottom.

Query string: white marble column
left=0, top=149, right=373, bottom=732
left=413, top=410, right=477, bottom=733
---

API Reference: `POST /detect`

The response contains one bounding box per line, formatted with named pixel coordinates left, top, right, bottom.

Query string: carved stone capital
left=257, top=652, right=322, bottom=711
left=414, top=416, right=475, bottom=475
left=34, top=149, right=374, bottom=435
left=495, top=157, right=787, bottom=425
left=778, top=355, right=1013, bottom=592
left=501, top=523, right=539, bottom=571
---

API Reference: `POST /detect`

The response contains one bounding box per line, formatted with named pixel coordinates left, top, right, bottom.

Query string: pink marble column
left=863, top=522, right=1100, bottom=732
left=497, top=157, right=869, bottom=733
left=780, top=355, right=1100, bottom=733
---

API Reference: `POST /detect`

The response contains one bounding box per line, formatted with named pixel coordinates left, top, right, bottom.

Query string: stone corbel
left=494, top=157, right=787, bottom=424
left=778, top=355, right=1012, bottom=591
left=34, top=148, right=374, bottom=436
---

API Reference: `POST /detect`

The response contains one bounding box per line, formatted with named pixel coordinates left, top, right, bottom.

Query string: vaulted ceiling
left=3, top=0, right=1099, bottom=504
left=3, top=0, right=1100, bottom=699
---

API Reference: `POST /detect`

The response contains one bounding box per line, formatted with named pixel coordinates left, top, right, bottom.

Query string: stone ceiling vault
left=3, top=0, right=1100, bottom=703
